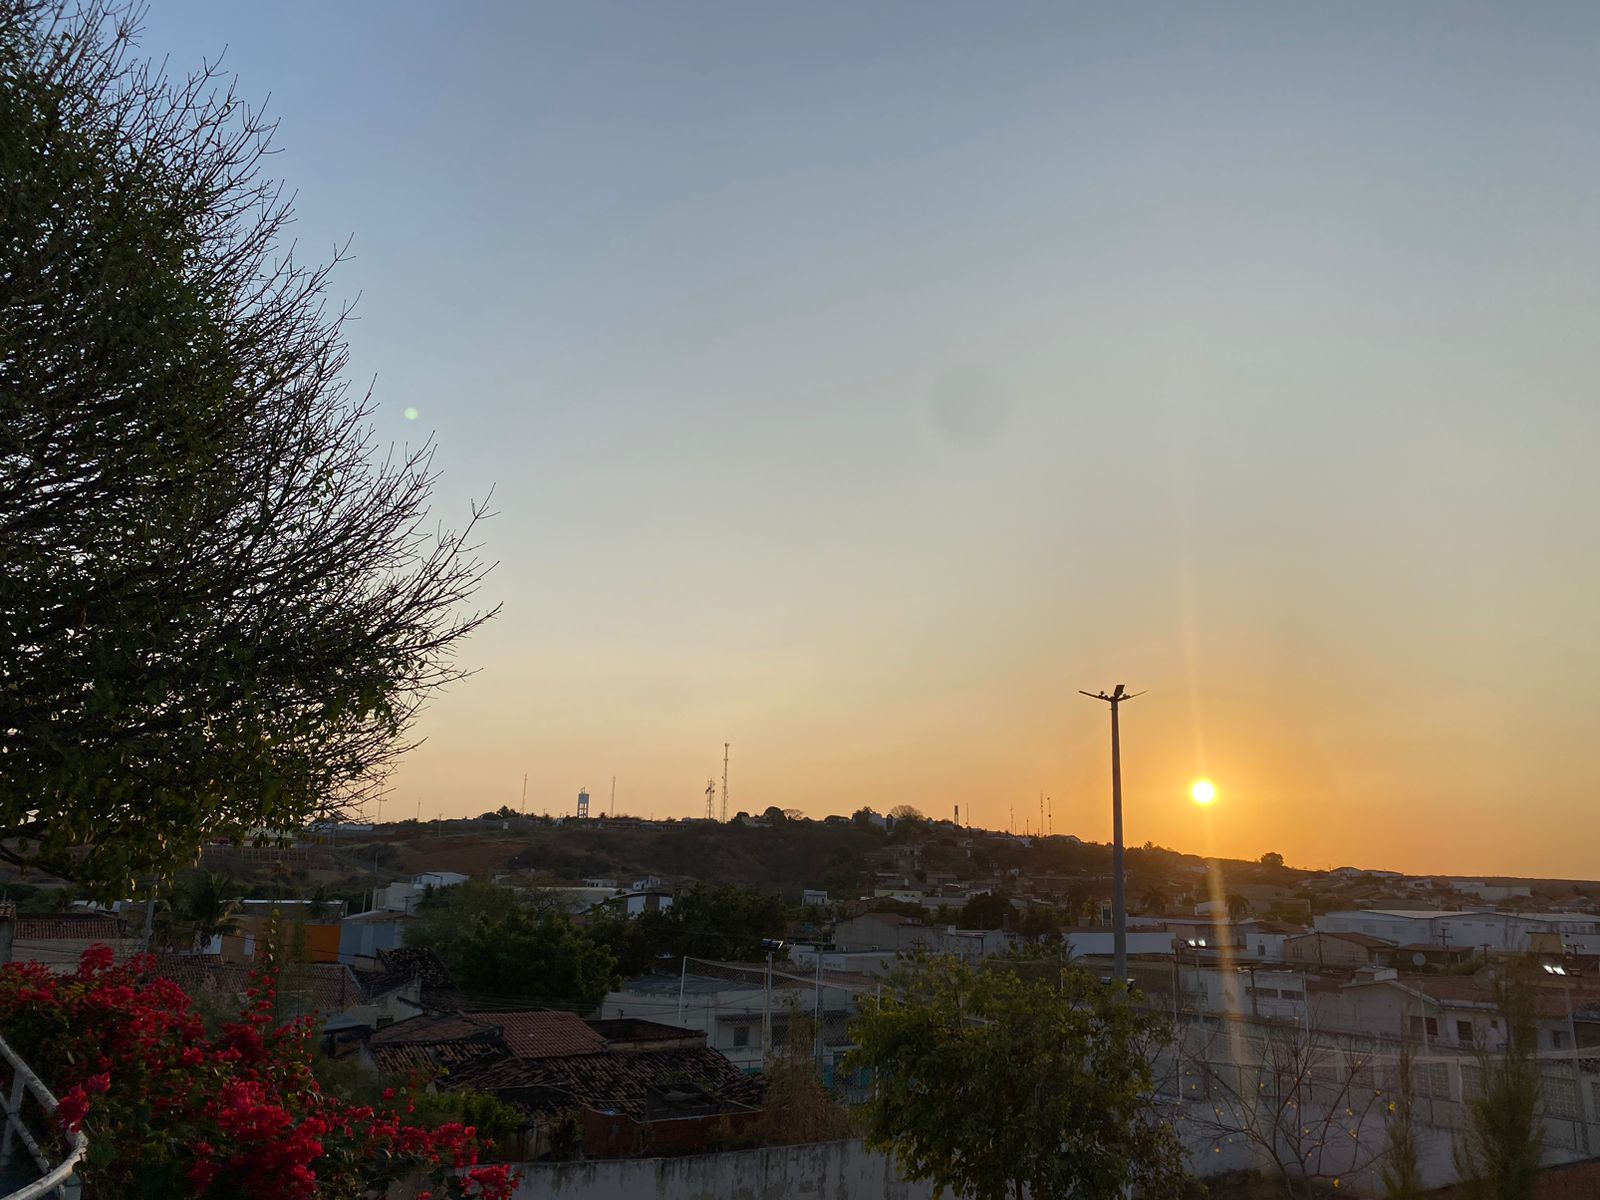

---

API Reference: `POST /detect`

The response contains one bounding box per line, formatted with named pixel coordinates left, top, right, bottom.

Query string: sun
left=1191, top=779, right=1217, bottom=805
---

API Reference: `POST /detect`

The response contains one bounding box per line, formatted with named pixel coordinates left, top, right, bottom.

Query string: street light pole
left=1081, top=684, right=1141, bottom=988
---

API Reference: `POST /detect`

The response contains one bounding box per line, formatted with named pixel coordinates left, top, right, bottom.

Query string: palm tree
left=175, top=872, right=244, bottom=951
left=1140, top=887, right=1171, bottom=914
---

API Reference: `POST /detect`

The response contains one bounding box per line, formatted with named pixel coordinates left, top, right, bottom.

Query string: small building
left=339, top=909, right=414, bottom=965
left=413, top=871, right=470, bottom=891
left=1283, top=930, right=1396, bottom=968
left=4, top=911, right=134, bottom=973
left=832, top=913, right=1005, bottom=959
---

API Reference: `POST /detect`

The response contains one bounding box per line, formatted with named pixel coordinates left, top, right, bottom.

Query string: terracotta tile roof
left=449, top=1047, right=763, bottom=1120
left=369, top=1012, right=503, bottom=1048
left=587, top=1019, right=703, bottom=1048
left=368, top=1041, right=500, bottom=1077
left=369, top=1010, right=608, bottom=1060
left=489, top=1011, right=609, bottom=1059
left=375, top=947, right=454, bottom=988
left=16, top=914, right=123, bottom=941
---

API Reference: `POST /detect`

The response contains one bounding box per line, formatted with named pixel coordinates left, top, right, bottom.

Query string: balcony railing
left=0, top=1033, right=85, bottom=1200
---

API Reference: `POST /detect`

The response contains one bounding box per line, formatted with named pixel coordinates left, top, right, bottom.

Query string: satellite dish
left=1412, top=952, right=1427, bottom=968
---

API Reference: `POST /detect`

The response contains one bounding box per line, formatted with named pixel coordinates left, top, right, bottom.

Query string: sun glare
left=1191, top=779, right=1217, bottom=805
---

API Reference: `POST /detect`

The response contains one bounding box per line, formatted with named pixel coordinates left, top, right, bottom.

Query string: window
left=1552, top=1029, right=1566, bottom=1050
left=1425, top=1017, right=1439, bottom=1038
left=732, top=1025, right=750, bottom=1048
left=1548, top=1076, right=1582, bottom=1120
left=1422, top=1062, right=1451, bottom=1098
left=1279, top=988, right=1304, bottom=1001
left=1457, top=1020, right=1474, bottom=1044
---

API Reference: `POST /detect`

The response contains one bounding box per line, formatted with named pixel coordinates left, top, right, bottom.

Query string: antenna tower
left=721, top=742, right=730, bottom=822
left=610, top=776, right=616, bottom=817
left=705, top=778, right=716, bottom=820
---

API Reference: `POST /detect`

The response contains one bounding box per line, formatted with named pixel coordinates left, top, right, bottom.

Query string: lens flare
left=1191, top=779, right=1217, bottom=805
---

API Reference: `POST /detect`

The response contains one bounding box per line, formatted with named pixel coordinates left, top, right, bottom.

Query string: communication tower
left=705, top=778, right=716, bottom=821
left=721, top=742, right=730, bottom=822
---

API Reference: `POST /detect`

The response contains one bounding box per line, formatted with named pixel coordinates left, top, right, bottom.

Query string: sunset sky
left=146, top=3, right=1600, bottom=878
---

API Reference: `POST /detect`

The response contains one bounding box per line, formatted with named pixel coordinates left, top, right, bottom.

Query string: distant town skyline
left=143, top=2, right=1600, bottom=879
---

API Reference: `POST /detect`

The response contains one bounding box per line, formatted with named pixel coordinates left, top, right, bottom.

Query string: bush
left=0, top=945, right=516, bottom=1199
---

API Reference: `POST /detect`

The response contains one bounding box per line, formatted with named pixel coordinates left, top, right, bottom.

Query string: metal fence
left=0, top=1033, right=85, bottom=1200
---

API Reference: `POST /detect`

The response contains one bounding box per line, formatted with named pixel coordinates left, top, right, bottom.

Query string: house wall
left=579, top=1107, right=762, bottom=1158
left=1284, top=934, right=1375, bottom=967
left=496, top=1140, right=938, bottom=1200
left=1243, top=932, right=1290, bottom=962
left=339, top=915, right=410, bottom=964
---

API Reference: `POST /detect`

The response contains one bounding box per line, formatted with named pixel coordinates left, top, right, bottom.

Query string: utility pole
left=521, top=773, right=528, bottom=815
left=610, top=776, right=616, bottom=817
left=1080, top=684, right=1142, bottom=988
left=721, top=743, right=730, bottom=823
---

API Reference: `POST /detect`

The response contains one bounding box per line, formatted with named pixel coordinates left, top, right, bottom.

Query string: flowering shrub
left=0, top=945, right=517, bottom=1200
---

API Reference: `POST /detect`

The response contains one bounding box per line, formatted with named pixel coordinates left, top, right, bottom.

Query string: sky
left=141, top=2, right=1600, bottom=879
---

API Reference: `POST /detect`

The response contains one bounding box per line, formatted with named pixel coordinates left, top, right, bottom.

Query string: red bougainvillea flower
left=8, top=947, right=518, bottom=1200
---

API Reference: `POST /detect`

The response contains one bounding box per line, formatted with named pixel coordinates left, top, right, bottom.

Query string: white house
left=412, top=871, right=469, bottom=891
left=601, top=972, right=860, bottom=1076
left=1316, top=909, right=1600, bottom=955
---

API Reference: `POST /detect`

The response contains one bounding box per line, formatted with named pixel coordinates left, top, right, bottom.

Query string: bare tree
left=1182, top=1015, right=1393, bottom=1198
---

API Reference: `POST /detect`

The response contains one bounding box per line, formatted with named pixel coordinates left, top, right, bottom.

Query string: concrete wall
left=502, top=1140, right=937, bottom=1200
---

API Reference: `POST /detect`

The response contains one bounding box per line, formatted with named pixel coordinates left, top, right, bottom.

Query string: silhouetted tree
left=849, top=953, right=1187, bottom=1200
left=0, top=0, right=495, bottom=894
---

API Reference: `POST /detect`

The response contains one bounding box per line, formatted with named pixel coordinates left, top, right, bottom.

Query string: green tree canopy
left=959, top=890, right=1014, bottom=930
left=846, top=953, right=1186, bottom=1200
left=406, top=881, right=618, bottom=1013
left=0, top=0, right=494, bottom=894
left=588, top=883, right=788, bottom=976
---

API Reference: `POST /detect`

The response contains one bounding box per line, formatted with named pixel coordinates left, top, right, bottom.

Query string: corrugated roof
left=1294, top=931, right=1397, bottom=949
